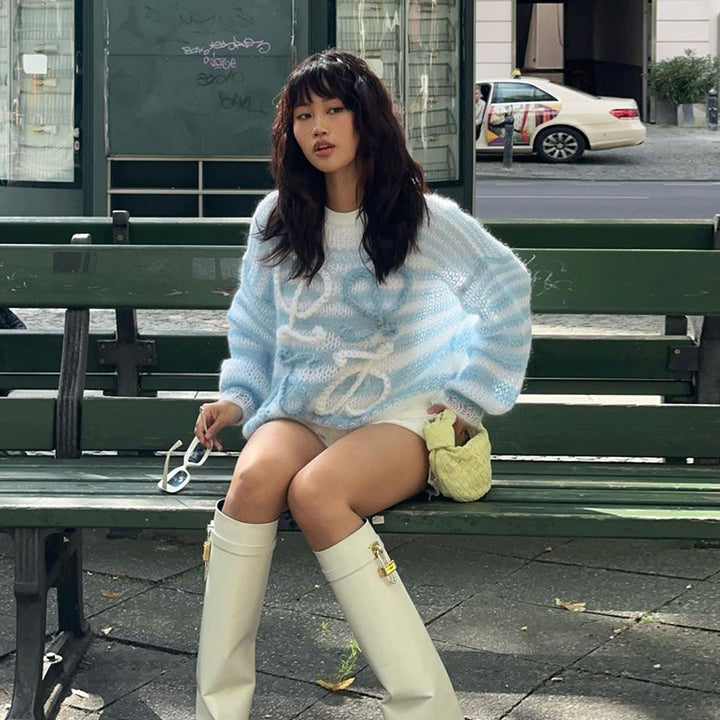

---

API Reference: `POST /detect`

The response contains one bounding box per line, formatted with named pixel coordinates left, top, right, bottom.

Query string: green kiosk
left=0, top=0, right=475, bottom=216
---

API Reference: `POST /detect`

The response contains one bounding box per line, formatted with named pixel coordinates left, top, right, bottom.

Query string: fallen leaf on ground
left=555, top=598, right=586, bottom=612
left=317, top=677, right=355, bottom=692
left=100, top=589, right=122, bottom=599
left=101, top=627, right=113, bottom=636
left=71, top=688, right=89, bottom=698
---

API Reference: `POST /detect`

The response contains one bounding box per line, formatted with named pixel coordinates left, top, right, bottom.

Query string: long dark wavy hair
left=261, top=49, right=428, bottom=284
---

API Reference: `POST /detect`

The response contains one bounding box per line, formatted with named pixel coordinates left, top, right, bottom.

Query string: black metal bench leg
left=7, top=529, right=49, bottom=720
left=56, top=529, right=90, bottom=637
left=5, top=529, right=92, bottom=720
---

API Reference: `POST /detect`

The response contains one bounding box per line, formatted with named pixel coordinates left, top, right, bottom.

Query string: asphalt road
left=474, top=179, right=720, bottom=219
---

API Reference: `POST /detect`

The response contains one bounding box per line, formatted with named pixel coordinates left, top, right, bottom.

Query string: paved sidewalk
left=1, top=526, right=719, bottom=719
left=476, top=124, right=720, bottom=182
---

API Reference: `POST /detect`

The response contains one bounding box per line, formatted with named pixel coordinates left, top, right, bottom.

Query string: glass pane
left=0, top=1, right=10, bottom=180
left=6, top=0, right=76, bottom=183
left=405, top=0, right=460, bottom=182
left=336, top=0, right=404, bottom=114
left=337, top=0, right=460, bottom=184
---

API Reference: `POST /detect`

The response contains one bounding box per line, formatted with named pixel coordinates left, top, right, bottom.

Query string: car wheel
left=535, top=126, right=585, bottom=163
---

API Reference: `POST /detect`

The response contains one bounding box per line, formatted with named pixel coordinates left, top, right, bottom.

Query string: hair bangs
left=288, top=61, right=353, bottom=109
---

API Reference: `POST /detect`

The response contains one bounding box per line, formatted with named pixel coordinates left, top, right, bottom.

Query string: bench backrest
left=3, top=244, right=719, bottom=315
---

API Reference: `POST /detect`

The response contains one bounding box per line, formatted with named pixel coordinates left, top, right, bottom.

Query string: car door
left=485, top=81, right=561, bottom=148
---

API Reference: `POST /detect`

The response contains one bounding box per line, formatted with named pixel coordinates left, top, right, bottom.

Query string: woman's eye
left=328, top=106, right=345, bottom=114
left=295, top=112, right=310, bottom=120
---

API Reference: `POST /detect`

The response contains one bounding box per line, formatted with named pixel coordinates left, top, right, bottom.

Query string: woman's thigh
left=223, top=419, right=326, bottom=523
left=290, top=422, right=429, bottom=522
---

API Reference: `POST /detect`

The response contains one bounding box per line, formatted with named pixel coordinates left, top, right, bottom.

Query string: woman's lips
left=313, top=142, right=334, bottom=156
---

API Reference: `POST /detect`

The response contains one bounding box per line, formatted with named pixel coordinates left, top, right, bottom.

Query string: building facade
left=475, top=0, right=720, bottom=119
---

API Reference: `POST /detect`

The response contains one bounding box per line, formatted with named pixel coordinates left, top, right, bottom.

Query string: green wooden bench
left=2, top=212, right=717, bottom=399
left=0, top=212, right=719, bottom=719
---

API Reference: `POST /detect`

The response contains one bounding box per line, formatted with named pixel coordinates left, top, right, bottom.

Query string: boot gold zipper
left=370, top=541, right=397, bottom=584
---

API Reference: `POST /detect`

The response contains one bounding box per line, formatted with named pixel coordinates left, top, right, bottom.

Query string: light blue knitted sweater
left=219, top=191, right=532, bottom=438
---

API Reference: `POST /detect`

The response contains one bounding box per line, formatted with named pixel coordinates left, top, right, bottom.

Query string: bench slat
left=78, top=397, right=720, bottom=458
left=0, top=218, right=251, bottom=245
left=0, top=458, right=718, bottom=538
left=0, top=218, right=713, bottom=250
left=1, top=332, right=693, bottom=380
left=3, top=245, right=720, bottom=314
left=0, top=398, right=55, bottom=450
left=488, top=220, right=716, bottom=250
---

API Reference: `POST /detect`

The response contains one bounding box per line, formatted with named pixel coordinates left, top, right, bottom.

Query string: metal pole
left=502, top=114, right=514, bottom=169
left=708, top=88, right=718, bottom=131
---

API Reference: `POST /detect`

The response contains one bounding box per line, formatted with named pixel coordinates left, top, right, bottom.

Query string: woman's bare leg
left=222, top=419, right=326, bottom=523
left=287, top=422, right=428, bottom=550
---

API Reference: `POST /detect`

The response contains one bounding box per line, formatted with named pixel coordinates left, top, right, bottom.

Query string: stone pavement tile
left=55, top=641, right=185, bottom=714
left=577, top=621, right=720, bottom=694
left=0, top=533, right=12, bottom=559
left=256, top=607, right=364, bottom=686
left=354, top=639, right=555, bottom=720
left=278, top=542, right=527, bottom=624
left=505, top=668, right=720, bottom=720
left=61, top=654, right=325, bottom=720
left=294, top=692, right=383, bottom=719
left=494, top=561, right=690, bottom=618
left=424, top=534, right=571, bottom=560
left=87, top=657, right=195, bottom=720
left=0, top=657, right=13, bottom=709
left=0, top=556, right=17, bottom=616
left=651, top=581, right=720, bottom=632
left=82, top=571, right=154, bottom=618
left=0, top=621, right=15, bottom=657
left=54, top=707, right=97, bottom=720
left=82, top=529, right=201, bottom=582
left=90, top=586, right=202, bottom=653
left=429, top=592, right=628, bottom=667
left=538, top=538, right=720, bottom=579
left=0, top=562, right=151, bottom=656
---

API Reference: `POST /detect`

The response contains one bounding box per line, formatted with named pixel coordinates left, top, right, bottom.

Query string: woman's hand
left=427, top=403, right=470, bottom=445
left=195, top=400, right=244, bottom=452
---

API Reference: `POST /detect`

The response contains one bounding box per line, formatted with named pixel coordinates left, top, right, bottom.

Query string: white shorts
left=303, top=393, right=437, bottom=448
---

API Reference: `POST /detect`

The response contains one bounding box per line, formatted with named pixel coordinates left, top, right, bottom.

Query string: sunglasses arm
left=161, top=440, right=184, bottom=492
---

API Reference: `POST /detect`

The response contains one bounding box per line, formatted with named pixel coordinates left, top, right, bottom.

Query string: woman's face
left=292, top=92, right=360, bottom=183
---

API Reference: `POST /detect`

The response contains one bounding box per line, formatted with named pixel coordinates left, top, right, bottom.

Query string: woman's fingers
left=426, top=403, right=470, bottom=444
left=196, top=401, right=243, bottom=450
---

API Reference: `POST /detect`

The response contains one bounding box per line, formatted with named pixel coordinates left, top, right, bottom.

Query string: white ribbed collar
left=324, top=207, right=364, bottom=228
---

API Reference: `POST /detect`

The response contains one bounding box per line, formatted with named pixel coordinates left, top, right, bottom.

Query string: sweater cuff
left=217, top=393, right=252, bottom=425
left=439, top=389, right=484, bottom=430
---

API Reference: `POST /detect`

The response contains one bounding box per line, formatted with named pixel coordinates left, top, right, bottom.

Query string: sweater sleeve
left=218, top=195, right=278, bottom=420
left=426, top=196, right=532, bottom=426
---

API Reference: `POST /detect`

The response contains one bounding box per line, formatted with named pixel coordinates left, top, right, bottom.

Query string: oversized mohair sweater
left=219, top=191, right=532, bottom=438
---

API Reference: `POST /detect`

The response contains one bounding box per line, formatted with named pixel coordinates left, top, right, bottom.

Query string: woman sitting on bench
left=193, top=49, right=532, bottom=720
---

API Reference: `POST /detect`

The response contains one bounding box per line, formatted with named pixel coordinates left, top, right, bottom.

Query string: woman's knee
left=286, top=466, right=339, bottom=526
left=224, top=456, right=292, bottom=519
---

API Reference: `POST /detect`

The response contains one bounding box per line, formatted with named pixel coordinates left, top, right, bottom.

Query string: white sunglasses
left=158, top=415, right=213, bottom=494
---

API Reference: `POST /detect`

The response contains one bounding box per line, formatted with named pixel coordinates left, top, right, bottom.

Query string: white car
left=475, top=77, right=646, bottom=163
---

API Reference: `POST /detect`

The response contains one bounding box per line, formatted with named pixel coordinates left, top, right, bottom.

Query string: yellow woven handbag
left=422, top=408, right=492, bottom=502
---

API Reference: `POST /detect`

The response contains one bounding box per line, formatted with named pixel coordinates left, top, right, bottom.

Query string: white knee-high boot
left=315, top=521, right=464, bottom=720
left=196, top=502, right=278, bottom=720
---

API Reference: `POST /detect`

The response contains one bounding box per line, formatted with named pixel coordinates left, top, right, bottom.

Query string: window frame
left=0, top=0, right=82, bottom=188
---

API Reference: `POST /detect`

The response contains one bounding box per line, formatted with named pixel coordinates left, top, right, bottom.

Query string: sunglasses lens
left=167, top=468, right=190, bottom=489
left=187, top=443, right=207, bottom=464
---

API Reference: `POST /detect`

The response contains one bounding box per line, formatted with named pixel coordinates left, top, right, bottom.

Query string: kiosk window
left=0, top=0, right=78, bottom=184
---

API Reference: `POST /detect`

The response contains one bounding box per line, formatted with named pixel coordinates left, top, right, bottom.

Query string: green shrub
left=648, top=49, right=720, bottom=105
